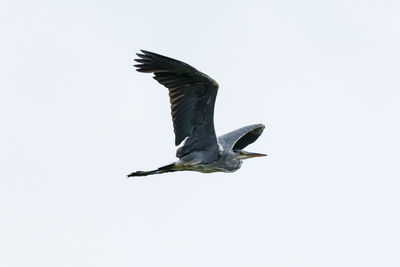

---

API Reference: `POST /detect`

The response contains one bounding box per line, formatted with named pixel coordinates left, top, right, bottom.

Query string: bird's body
left=128, top=50, right=266, bottom=177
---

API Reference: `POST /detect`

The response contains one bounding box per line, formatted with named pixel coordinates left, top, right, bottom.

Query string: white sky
left=1, top=0, right=400, bottom=266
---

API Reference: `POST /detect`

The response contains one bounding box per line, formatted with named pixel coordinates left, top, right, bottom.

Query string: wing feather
left=135, top=50, right=220, bottom=160
left=218, top=124, right=265, bottom=151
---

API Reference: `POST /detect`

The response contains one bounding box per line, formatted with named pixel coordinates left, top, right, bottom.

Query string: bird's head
left=234, top=150, right=267, bottom=160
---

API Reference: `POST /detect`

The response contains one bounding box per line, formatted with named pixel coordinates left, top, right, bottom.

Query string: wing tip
left=139, top=49, right=158, bottom=57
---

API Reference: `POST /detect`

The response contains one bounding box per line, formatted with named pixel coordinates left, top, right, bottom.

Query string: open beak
left=238, top=151, right=267, bottom=159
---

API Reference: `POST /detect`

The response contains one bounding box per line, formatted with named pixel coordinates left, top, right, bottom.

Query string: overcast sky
left=1, top=0, right=400, bottom=266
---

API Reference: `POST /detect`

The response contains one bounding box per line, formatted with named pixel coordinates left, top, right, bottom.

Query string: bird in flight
left=128, top=50, right=266, bottom=177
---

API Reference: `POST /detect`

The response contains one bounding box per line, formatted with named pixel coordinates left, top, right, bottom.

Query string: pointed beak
left=238, top=151, right=267, bottom=159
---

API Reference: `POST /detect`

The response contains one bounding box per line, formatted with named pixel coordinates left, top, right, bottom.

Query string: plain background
left=1, top=0, right=399, bottom=266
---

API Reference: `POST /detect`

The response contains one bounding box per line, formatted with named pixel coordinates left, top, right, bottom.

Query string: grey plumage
left=128, top=50, right=266, bottom=177
left=218, top=124, right=265, bottom=151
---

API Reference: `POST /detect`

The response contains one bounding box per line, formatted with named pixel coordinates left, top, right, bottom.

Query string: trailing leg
left=127, top=163, right=179, bottom=177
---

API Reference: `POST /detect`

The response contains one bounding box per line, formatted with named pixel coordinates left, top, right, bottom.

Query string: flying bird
left=128, top=50, right=266, bottom=177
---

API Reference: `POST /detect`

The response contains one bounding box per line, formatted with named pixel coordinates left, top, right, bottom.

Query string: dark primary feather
left=134, top=50, right=220, bottom=160
left=218, top=124, right=265, bottom=151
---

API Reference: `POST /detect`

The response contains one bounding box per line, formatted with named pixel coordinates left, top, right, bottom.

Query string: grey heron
left=128, top=50, right=266, bottom=177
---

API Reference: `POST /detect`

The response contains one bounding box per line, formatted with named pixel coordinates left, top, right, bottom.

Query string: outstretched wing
left=218, top=124, right=265, bottom=151
left=134, top=50, right=219, bottom=159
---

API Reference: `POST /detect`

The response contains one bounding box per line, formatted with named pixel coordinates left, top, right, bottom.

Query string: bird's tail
left=127, top=163, right=179, bottom=178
